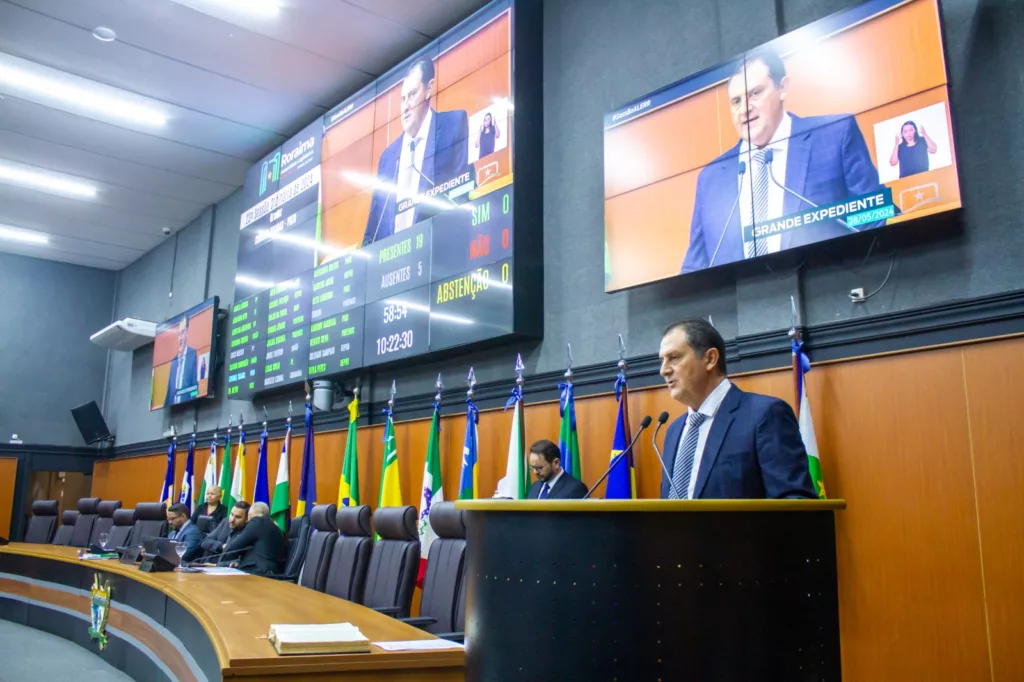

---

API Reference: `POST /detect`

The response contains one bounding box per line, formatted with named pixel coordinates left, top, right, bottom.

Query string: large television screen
left=228, top=0, right=539, bottom=400
left=603, top=0, right=960, bottom=291
left=151, top=297, right=218, bottom=410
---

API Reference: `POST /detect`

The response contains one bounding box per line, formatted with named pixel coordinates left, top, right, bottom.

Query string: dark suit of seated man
left=222, top=501, right=286, bottom=576
left=527, top=439, right=588, bottom=500
left=166, top=502, right=202, bottom=563
left=658, top=319, right=817, bottom=499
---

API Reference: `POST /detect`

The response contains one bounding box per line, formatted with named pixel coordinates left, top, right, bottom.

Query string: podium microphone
left=651, top=411, right=683, bottom=499
left=709, top=161, right=747, bottom=268
left=583, top=415, right=652, bottom=499
left=185, top=546, right=247, bottom=570
left=762, top=149, right=858, bottom=233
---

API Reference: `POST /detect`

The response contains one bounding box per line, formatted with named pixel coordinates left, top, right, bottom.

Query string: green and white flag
left=417, top=406, right=443, bottom=586
left=495, top=387, right=529, bottom=499
left=218, top=430, right=233, bottom=507
left=198, top=437, right=218, bottom=506
left=794, top=339, right=826, bottom=498
left=271, top=422, right=292, bottom=532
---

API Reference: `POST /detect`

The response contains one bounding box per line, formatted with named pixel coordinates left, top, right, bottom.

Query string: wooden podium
left=456, top=499, right=845, bottom=682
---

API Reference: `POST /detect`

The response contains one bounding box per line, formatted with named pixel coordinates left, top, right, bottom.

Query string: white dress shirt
left=738, top=112, right=792, bottom=256
left=394, top=108, right=433, bottom=233
left=678, top=377, right=733, bottom=498
left=540, top=468, right=564, bottom=497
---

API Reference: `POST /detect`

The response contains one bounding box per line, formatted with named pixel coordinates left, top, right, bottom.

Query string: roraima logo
left=259, top=151, right=281, bottom=197
left=282, top=138, right=315, bottom=166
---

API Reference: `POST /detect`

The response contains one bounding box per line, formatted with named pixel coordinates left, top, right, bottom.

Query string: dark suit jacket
left=660, top=385, right=817, bottom=499
left=682, top=114, right=883, bottom=272
left=165, top=347, right=198, bottom=407
left=200, top=518, right=231, bottom=559
left=169, top=520, right=202, bottom=563
left=528, top=472, right=588, bottom=499
left=191, top=503, right=227, bottom=530
left=362, top=108, right=471, bottom=245
left=222, top=515, right=286, bottom=576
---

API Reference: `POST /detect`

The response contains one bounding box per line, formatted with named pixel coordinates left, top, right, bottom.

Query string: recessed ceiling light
left=92, top=26, right=117, bottom=42
left=0, top=54, right=167, bottom=127
left=0, top=159, right=98, bottom=199
left=0, top=224, right=49, bottom=245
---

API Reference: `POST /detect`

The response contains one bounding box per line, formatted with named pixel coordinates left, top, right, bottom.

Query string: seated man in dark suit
left=206, top=500, right=248, bottom=562
left=528, top=439, right=588, bottom=500
left=658, top=319, right=817, bottom=499
left=166, top=502, right=202, bottom=563
left=222, top=501, right=286, bottom=576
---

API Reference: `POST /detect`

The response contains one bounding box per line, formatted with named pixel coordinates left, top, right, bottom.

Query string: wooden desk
left=0, top=544, right=463, bottom=681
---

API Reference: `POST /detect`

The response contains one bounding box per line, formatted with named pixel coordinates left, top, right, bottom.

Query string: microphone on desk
left=708, top=161, right=747, bottom=268
left=185, top=546, right=247, bottom=570
left=762, top=149, right=858, bottom=233
left=583, top=415, right=652, bottom=499
left=650, top=412, right=683, bottom=499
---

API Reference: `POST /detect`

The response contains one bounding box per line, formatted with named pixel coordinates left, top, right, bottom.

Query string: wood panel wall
left=0, top=457, right=16, bottom=539
left=90, top=335, right=1024, bottom=681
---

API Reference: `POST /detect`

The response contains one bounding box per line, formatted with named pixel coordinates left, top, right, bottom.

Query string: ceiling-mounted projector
left=90, top=318, right=157, bottom=351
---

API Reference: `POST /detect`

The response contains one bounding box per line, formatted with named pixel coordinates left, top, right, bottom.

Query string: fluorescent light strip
left=0, top=64, right=167, bottom=127
left=173, top=0, right=279, bottom=17
left=235, top=274, right=275, bottom=290
left=0, top=161, right=97, bottom=198
left=389, top=299, right=475, bottom=326
left=255, top=229, right=371, bottom=260
left=0, top=224, right=48, bottom=245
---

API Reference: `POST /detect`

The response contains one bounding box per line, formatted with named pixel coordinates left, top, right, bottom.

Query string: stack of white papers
left=268, top=622, right=370, bottom=655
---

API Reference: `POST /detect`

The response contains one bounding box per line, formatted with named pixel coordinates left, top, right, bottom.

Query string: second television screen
left=603, top=0, right=960, bottom=291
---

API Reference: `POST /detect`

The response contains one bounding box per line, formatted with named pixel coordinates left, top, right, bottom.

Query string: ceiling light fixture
left=0, top=62, right=167, bottom=127
left=174, top=0, right=280, bottom=17
left=0, top=224, right=49, bottom=245
left=92, top=27, right=117, bottom=42
left=0, top=160, right=98, bottom=198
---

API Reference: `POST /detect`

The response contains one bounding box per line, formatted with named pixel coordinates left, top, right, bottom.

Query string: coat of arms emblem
left=87, top=575, right=112, bottom=650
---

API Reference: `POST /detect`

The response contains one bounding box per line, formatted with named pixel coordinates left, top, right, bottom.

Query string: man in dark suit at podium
left=528, top=440, right=588, bottom=499
left=658, top=319, right=816, bottom=499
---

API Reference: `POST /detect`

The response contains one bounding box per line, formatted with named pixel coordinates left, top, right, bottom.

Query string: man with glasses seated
left=527, top=439, right=587, bottom=500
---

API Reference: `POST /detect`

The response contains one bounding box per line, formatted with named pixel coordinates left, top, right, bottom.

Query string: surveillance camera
left=162, top=227, right=172, bottom=236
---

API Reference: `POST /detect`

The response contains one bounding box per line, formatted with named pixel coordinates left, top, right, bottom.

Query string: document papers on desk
left=268, top=622, right=371, bottom=655
left=196, top=566, right=246, bottom=575
left=374, top=639, right=464, bottom=651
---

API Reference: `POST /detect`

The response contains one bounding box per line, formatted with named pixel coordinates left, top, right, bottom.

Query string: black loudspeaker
left=138, top=555, right=176, bottom=573
left=71, top=401, right=114, bottom=445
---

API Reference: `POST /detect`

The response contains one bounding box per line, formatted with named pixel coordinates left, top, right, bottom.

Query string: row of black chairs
left=297, top=501, right=467, bottom=640
left=27, top=499, right=168, bottom=549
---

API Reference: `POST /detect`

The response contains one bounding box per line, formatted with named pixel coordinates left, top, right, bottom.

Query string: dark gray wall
left=0, top=252, right=116, bottom=445
left=103, top=0, right=1024, bottom=444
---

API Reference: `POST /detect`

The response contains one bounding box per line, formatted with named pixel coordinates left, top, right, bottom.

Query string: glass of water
left=174, top=542, right=187, bottom=565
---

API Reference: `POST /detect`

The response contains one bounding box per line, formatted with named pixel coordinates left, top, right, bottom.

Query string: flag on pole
left=378, top=411, right=403, bottom=508
left=228, top=427, right=247, bottom=507
left=199, top=435, right=218, bottom=508
left=417, top=402, right=443, bottom=586
left=253, top=424, right=270, bottom=506
left=178, top=434, right=196, bottom=513
left=338, top=397, right=360, bottom=507
left=495, top=383, right=529, bottom=499
left=295, top=403, right=317, bottom=517
left=270, top=420, right=292, bottom=532
left=558, top=381, right=582, bottom=478
left=458, top=399, right=479, bottom=500
left=605, top=375, right=636, bottom=499
left=793, top=338, right=826, bottom=499
left=218, top=428, right=233, bottom=506
left=159, top=438, right=176, bottom=505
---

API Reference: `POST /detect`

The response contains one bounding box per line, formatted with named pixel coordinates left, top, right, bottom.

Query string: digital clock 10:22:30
left=362, top=286, right=430, bottom=363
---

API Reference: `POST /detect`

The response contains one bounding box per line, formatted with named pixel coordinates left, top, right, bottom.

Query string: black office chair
left=108, top=509, right=136, bottom=549
left=282, top=514, right=311, bottom=580
left=402, top=502, right=467, bottom=640
left=362, top=505, right=420, bottom=619
left=69, top=497, right=101, bottom=547
left=51, top=510, right=79, bottom=546
left=324, top=505, right=373, bottom=602
left=88, top=500, right=122, bottom=547
left=129, top=503, right=167, bottom=546
left=298, top=505, right=338, bottom=592
left=196, top=514, right=214, bottom=536
left=24, top=500, right=59, bottom=544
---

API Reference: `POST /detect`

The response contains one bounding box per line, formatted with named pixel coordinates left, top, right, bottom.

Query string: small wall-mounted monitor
left=151, top=297, right=219, bottom=410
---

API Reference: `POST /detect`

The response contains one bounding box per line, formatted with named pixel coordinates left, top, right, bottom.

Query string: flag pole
left=789, top=295, right=801, bottom=405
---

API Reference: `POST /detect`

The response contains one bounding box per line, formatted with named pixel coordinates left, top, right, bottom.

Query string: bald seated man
left=222, top=501, right=286, bottom=575
left=190, top=485, right=227, bottom=529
